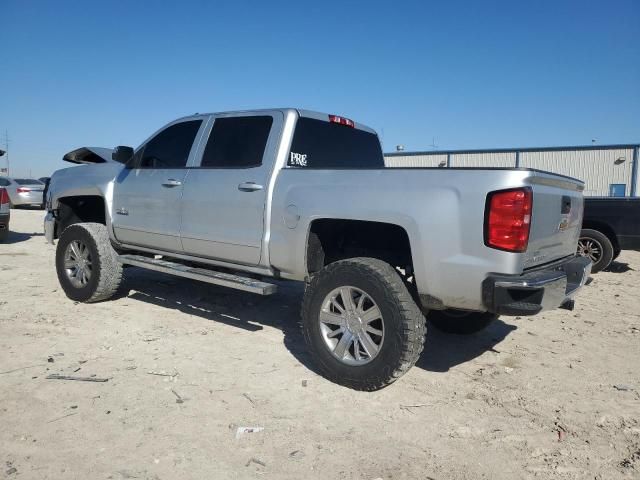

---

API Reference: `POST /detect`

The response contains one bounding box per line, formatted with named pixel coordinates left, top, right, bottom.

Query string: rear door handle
left=238, top=182, right=264, bottom=192
left=162, top=179, right=182, bottom=188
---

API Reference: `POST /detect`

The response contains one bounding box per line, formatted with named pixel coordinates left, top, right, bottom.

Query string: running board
left=117, top=254, right=277, bottom=295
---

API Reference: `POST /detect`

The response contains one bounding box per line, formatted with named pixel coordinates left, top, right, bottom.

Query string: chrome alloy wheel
left=319, top=286, right=385, bottom=366
left=64, top=240, right=93, bottom=288
left=577, top=237, right=602, bottom=263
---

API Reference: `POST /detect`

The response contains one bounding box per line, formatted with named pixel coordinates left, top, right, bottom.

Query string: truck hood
left=62, top=147, right=115, bottom=164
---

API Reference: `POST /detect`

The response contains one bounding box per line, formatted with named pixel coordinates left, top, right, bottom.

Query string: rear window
left=200, top=116, right=273, bottom=168
left=15, top=179, right=43, bottom=185
left=288, top=117, right=383, bottom=168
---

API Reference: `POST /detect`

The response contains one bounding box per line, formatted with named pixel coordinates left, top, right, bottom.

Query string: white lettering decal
left=290, top=152, right=308, bottom=167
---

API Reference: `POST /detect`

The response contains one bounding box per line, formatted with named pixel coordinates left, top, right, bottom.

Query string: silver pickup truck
left=45, top=108, right=591, bottom=390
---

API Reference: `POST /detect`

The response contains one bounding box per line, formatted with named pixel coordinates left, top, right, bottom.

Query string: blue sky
left=1, top=0, right=638, bottom=177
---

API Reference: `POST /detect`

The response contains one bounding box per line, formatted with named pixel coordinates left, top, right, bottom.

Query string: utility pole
left=2, top=130, right=9, bottom=176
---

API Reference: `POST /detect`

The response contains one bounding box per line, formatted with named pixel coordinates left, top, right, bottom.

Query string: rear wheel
left=428, top=309, right=497, bottom=335
left=56, top=223, right=123, bottom=302
left=577, top=229, right=614, bottom=273
left=301, top=257, right=426, bottom=391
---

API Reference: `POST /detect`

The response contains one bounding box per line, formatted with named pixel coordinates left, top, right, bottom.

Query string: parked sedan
left=0, top=177, right=46, bottom=208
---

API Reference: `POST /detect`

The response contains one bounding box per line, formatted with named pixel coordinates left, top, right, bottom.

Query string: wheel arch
left=305, top=218, right=415, bottom=276
left=581, top=220, right=619, bottom=250
left=55, top=195, right=108, bottom=239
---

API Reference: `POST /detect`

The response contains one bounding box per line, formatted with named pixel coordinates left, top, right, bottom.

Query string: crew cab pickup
left=44, top=108, right=591, bottom=390
left=578, top=197, right=640, bottom=272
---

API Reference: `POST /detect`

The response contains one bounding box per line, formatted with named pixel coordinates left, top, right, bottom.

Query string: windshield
left=288, top=117, right=384, bottom=168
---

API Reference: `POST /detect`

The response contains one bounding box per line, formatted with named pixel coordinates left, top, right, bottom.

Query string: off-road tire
left=427, top=309, right=497, bottom=335
left=578, top=228, right=614, bottom=273
left=301, top=257, right=426, bottom=391
left=56, top=223, right=123, bottom=302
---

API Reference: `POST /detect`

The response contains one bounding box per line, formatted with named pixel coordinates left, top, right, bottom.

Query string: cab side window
left=200, top=116, right=273, bottom=168
left=136, top=120, right=202, bottom=169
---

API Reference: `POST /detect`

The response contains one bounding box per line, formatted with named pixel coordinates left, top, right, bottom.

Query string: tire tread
left=56, top=223, right=123, bottom=303
left=301, top=257, right=426, bottom=391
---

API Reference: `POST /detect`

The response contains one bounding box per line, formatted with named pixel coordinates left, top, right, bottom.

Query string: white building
left=384, top=144, right=640, bottom=197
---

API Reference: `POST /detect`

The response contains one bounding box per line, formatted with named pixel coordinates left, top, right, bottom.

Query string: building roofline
left=385, top=144, right=640, bottom=157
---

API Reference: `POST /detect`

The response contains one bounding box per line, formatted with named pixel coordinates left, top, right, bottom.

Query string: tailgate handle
left=561, top=196, right=571, bottom=214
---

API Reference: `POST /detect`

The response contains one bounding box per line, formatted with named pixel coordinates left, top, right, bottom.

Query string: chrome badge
left=558, top=217, right=569, bottom=232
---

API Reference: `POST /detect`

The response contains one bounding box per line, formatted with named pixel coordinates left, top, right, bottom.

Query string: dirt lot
left=1, top=209, right=639, bottom=479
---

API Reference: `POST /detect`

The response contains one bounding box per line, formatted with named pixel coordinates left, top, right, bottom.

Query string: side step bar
left=117, top=254, right=277, bottom=295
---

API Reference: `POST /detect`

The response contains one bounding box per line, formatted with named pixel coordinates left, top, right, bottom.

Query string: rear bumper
left=482, top=255, right=592, bottom=316
left=44, top=211, right=55, bottom=244
left=14, top=192, right=44, bottom=205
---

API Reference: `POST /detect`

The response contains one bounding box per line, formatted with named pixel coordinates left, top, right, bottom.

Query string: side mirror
left=112, top=146, right=134, bottom=165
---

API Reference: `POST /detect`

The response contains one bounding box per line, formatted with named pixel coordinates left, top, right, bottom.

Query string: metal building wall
left=519, top=148, right=635, bottom=196
left=450, top=152, right=516, bottom=168
left=384, top=145, right=639, bottom=197
left=384, top=154, right=447, bottom=168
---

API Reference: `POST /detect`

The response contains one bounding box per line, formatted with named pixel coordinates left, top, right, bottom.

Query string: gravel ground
left=1, top=209, right=639, bottom=480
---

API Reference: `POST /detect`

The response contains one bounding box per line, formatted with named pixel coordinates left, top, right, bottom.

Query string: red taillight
left=328, top=114, right=355, bottom=128
left=485, top=188, right=532, bottom=252
left=17, top=187, right=31, bottom=193
left=0, top=188, right=8, bottom=205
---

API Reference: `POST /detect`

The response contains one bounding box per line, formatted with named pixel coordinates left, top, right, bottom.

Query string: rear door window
left=0, top=178, right=10, bottom=187
left=288, top=117, right=384, bottom=168
left=200, top=116, right=273, bottom=168
left=136, top=120, right=202, bottom=169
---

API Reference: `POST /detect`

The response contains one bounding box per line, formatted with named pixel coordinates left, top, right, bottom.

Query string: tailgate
left=523, top=172, right=584, bottom=269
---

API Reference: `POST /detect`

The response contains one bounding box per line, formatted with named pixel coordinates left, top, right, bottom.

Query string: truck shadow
left=120, top=268, right=517, bottom=376
left=1, top=231, right=44, bottom=244
left=415, top=320, right=516, bottom=372
left=605, top=261, right=633, bottom=273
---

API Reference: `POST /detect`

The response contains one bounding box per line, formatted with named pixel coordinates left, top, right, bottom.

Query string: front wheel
left=427, top=309, right=497, bottom=335
left=301, top=257, right=426, bottom=391
left=56, top=223, right=123, bottom=302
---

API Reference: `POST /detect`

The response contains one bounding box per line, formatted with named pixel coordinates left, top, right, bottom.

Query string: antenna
left=429, top=136, right=438, bottom=150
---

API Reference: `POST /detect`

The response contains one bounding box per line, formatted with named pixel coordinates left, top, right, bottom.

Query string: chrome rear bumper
left=482, top=255, right=592, bottom=316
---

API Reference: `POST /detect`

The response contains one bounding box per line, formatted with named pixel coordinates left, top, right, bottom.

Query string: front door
left=112, top=119, right=204, bottom=252
left=180, top=113, right=282, bottom=265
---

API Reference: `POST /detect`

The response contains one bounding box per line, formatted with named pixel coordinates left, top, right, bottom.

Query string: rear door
left=180, top=112, right=282, bottom=265
left=112, top=118, right=206, bottom=252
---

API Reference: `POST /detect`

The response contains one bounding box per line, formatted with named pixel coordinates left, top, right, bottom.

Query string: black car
left=39, top=177, right=51, bottom=208
left=578, top=197, right=640, bottom=272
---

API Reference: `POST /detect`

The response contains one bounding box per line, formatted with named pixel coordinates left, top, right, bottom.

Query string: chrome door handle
left=162, top=179, right=182, bottom=187
left=238, top=182, right=264, bottom=192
